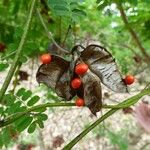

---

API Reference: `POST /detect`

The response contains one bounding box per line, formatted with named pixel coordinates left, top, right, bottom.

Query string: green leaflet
left=28, top=121, right=36, bottom=133
left=27, top=95, right=40, bottom=106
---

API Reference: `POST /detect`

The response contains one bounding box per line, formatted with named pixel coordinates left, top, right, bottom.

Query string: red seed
left=75, top=63, right=88, bottom=75
left=75, top=98, right=85, bottom=107
left=71, top=78, right=82, bottom=89
left=40, top=53, right=52, bottom=64
left=124, top=75, right=135, bottom=85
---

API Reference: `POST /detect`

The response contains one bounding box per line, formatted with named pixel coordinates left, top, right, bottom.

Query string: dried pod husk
left=79, top=69, right=102, bottom=115
left=80, top=44, right=128, bottom=93
left=55, top=69, right=76, bottom=100
left=36, top=55, right=75, bottom=100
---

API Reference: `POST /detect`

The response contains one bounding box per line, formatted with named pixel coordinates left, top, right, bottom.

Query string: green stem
left=0, top=102, right=126, bottom=128
left=73, top=22, right=77, bottom=45
left=63, top=89, right=150, bottom=150
left=116, top=2, right=150, bottom=63
left=1, top=89, right=150, bottom=128
left=0, top=102, right=75, bottom=128
left=62, top=25, right=71, bottom=45
left=0, top=0, right=36, bottom=102
left=1, top=51, right=16, bottom=61
left=1, top=89, right=150, bottom=129
left=36, top=9, right=69, bottom=54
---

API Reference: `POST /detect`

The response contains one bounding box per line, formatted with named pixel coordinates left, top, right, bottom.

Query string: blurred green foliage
left=0, top=0, right=150, bottom=74
left=0, top=0, right=150, bottom=148
left=0, top=87, right=49, bottom=147
left=92, top=124, right=128, bottom=150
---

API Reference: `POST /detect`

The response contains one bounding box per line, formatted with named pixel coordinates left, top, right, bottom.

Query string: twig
left=36, top=9, right=70, bottom=54
left=73, top=22, right=77, bottom=45
left=101, top=109, right=105, bottom=150
left=116, top=2, right=150, bottom=64
left=142, top=82, right=150, bottom=90
left=1, top=89, right=150, bottom=129
left=0, top=102, right=75, bottom=127
left=1, top=51, right=16, bottom=61
left=0, top=0, right=36, bottom=102
left=121, top=44, right=138, bottom=56
left=62, top=25, right=71, bottom=45
left=0, top=98, right=142, bottom=128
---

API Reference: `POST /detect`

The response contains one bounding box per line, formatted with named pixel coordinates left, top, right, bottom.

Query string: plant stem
left=121, top=44, right=138, bottom=56
left=0, top=102, right=75, bottom=127
left=1, top=51, right=16, bottom=61
left=0, top=103, right=121, bottom=128
left=62, top=25, right=71, bottom=45
left=117, top=2, right=150, bottom=63
left=36, top=9, right=69, bottom=54
left=1, top=89, right=150, bottom=129
left=73, top=22, right=77, bottom=45
left=0, top=0, right=36, bottom=102
left=63, top=89, right=150, bottom=149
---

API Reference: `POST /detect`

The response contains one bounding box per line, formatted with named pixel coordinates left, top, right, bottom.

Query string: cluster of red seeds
left=40, top=53, right=135, bottom=107
left=71, top=63, right=89, bottom=107
left=40, top=53, right=88, bottom=107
